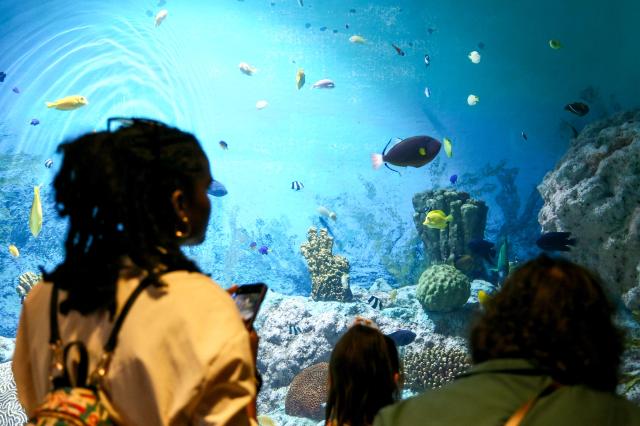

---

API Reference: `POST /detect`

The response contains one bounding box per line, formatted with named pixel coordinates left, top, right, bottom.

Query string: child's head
left=326, top=323, right=401, bottom=426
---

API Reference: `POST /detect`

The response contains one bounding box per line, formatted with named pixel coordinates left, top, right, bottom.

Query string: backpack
left=28, top=277, right=153, bottom=425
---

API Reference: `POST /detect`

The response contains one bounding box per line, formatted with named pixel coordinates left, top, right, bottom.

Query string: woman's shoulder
left=154, top=271, right=236, bottom=309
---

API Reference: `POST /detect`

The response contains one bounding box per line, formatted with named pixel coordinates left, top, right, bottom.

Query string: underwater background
left=1, top=0, right=640, bottom=424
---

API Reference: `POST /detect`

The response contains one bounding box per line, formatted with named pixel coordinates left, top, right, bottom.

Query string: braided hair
left=43, top=120, right=210, bottom=316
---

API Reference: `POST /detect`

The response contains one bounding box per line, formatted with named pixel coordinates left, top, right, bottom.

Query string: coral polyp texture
left=416, top=264, right=471, bottom=312
left=284, top=362, right=329, bottom=420
left=412, top=190, right=488, bottom=269
left=0, top=362, right=27, bottom=425
left=300, top=227, right=352, bottom=302
left=538, top=110, right=640, bottom=302
left=403, top=344, right=471, bottom=393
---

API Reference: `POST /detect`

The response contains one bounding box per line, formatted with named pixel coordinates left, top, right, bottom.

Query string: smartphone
left=233, top=283, right=268, bottom=328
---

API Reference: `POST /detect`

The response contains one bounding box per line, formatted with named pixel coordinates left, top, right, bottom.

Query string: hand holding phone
left=232, top=283, right=268, bottom=329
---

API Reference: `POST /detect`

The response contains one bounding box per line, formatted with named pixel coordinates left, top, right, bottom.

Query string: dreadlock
left=43, top=120, right=209, bottom=316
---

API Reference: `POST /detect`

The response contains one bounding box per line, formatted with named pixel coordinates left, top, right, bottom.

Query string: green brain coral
left=416, top=264, right=471, bottom=312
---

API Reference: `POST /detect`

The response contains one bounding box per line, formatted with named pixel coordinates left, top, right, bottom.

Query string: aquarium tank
left=1, top=0, right=639, bottom=424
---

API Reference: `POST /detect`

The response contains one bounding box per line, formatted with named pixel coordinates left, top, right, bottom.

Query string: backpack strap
left=48, top=274, right=156, bottom=389
left=504, top=381, right=563, bottom=426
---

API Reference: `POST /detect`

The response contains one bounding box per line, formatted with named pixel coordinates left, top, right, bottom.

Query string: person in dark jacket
left=374, top=254, right=640, bottom=426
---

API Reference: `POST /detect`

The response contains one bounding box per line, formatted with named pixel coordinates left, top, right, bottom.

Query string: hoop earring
left=175, top=216, right=191, bottom=239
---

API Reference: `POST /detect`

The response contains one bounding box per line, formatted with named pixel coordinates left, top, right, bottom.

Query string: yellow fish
left=46, top=95, right=88, bottom=110
left=296, top=68, right=306, bottom=90
left=444, top=137, right=453, bottom=158
left=478, top=290, right=491, bottom=306
left=349, top=35, right=366, bottom=44
left=29, top=185, right=43, bottom=237
left=9, top=244, right=20, bottom=258
left=257, top=415, right=277, bottom=426
left=423, top=210, right=453, bottom=229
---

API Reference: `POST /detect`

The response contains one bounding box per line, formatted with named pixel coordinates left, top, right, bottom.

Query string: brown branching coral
left=284, top=362, right=329, bottom=420
left=300, top=227, right=351, bottom=302
left=403, top=345, right=471, bottom=393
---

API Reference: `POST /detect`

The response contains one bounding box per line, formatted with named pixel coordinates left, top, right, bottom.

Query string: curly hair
left=43, top=119, right=209, bottom=316
left=326, top=325, right=401, bottom=426
left=470, top=254, right=624, bottom=392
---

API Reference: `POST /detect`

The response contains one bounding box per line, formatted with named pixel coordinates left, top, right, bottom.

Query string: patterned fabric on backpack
left=28, top=277, right=153, bottom=426
left=28, top=387, right=112, bottom=426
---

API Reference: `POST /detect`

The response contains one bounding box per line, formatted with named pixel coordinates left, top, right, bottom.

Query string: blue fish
left=208, top=180, right=228, bottom=197
left=258, top=245, right=269, bottom=255
left=349, top=8, right=356, bottom=13
left=291, top=181, right=303, bottom=191
left=44, top=159, right=53, bottom=168
left=145, top=10, right=153, bottom=17
left=536, top=231, right=576, bottom=252
left=319, top=26, right=327, bottom=31
left=30, top=118, right=40, bottom=126
left=450, top=174, right=458, bottom=184
left=305, top=23, right=311, bottom=29
left=12, top=87, right=19, bottom=94
left=468, top=239, right=496, bottom=263
left=0, top=72, right=5, bottom=82
left=386, top=329, right=416, bottom=347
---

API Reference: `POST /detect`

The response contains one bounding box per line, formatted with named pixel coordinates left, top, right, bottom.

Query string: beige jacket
left=13, top=270, right=258, bottom=426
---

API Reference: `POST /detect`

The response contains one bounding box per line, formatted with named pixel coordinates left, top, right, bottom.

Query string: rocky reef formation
left=284, top=362, right=329, bottom=420
left=403, top=344, right=471, bottom=393
left=300, top=227, right=352, bottom=302
left=538, top=110, right=640, bottom=300
left=416, top=265, right=471, bottom=312
left=412, top=190, right=488, bottom=273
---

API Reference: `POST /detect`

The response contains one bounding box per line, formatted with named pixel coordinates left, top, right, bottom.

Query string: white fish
left=256, top=100, right=268, bottom=109
left=349, top=35, right=366, bottom=44
left=424, top=87, right=431, bottom=98
left=238, top=62, right=257, bottom=76
left=312, top=79, right=335, bottom=89
left=468, top=50, right=481, bottom=64
left=317, top=206, right=337, bottom=221
left=155, top=9, right=168, bottom=27
left=341, top=273, right=349, bottom=288
left=467, top=94, right=479, bottom=106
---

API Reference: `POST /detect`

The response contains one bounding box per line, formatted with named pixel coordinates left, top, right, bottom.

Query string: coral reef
left=284, top=362, right=329, bottom=420
left=253, top=283, right=473, bottom=413
left=0, top=337, right=15, bottom=363
left=300, top=227, right=352, bottom=302
left=538, top=110, right=640, bottom=299
left=412, top=190, right=488, bottom=272
left=0, top=362, right=27, bottom=425
left=403, top=344, right=471, bottom=393
left=416, top=265, right=471, bottom=312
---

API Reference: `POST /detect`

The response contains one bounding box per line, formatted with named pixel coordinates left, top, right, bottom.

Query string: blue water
left=1, top=0, right=639, bottom=336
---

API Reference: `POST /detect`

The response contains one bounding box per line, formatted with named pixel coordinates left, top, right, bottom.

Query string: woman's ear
left=170, top=189, right=188, bottom=218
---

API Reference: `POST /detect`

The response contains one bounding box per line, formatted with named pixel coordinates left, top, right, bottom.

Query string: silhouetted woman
left=326, top=322, right=401, bottom=426
left=13, top=118, right=259, bottom=425
left=374, top=255, right=640, bottom=425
